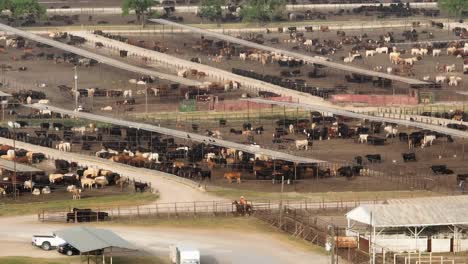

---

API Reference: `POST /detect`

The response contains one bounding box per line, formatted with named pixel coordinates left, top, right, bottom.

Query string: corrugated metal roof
left=346, top=202, right=468, bottom=228
left=0, top=158, right=42, bottom=172
left=54, top=226, right=136, bottom=253
left=386, top=195, right=468, bottom=205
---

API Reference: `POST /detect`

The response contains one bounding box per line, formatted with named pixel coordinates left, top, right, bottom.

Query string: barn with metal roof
left=346, top=197, right=468, bottom=254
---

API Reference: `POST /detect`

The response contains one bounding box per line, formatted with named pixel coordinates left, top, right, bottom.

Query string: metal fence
left=37, top=198, right=380, bottom=222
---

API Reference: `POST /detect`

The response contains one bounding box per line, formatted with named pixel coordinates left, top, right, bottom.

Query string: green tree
left=198, top=0, right=224, bottom=21
left=121, top=0, right=156, bottom=25
left=240, top=0, right=286, bottom=23
left=0, top=0, right=45, bottom=19
left=438, top=0, right=468, bottom=18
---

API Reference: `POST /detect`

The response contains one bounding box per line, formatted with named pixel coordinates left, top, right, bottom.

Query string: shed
left=54, top=226, right=137, bottom=264
left=346, top=201, right=468, bottom=255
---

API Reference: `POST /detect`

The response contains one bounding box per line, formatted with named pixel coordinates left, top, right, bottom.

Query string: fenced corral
left=255, top=206, right=370, bottom=264
left=37, top=198, right=381, bottom=223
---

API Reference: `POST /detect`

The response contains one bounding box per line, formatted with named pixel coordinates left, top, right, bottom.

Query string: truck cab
left=169, top=245, right=200, bottom=264
left=32, top=234, right=66, bottom=250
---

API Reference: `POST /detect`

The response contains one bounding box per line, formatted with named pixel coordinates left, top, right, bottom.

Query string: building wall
left=431, top=239, right=451, bottom=252
left=374, top=237, right=428, bottom=252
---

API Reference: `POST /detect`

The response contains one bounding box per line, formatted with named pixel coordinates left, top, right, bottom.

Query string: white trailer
left=169, top=245, right=200, bottom=264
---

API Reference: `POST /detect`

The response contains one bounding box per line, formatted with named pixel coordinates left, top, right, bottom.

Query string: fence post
left=155, top=203, right=159, bottom=217
left=193, top=202, right=196, bottom=217
left=74, top=210, right=77, bottom=223
left=137, top=205, right=140, bottom=217
left=175, top=203, right=178, bottom=217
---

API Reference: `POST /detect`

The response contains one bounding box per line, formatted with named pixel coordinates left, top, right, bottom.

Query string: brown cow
left=224, top=172, right=241, bottom=184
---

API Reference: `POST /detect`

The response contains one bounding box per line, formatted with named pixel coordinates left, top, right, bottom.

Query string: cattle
left=81, top=178, right=95, bottom=189
left=134, top=182, right=149, bottom=192
left=365, top=154, right=381, bottom=163
left=94, top=176, right=109, bottom=188
left=224, top=172, right=241, bottom=183
left=358, top=134, right=368, bottom=143
left=422, top=135, right=436, bottom=148
left=230, top=128, right=242, bottom=135
left=83, top=168, right=99, bottom=178
left=457, top=174, right=468, bottom=184
left=402, top=153, right=416, bottom=162
left=56, top=142, right=71, bottom=152
left=295, top=139, right=309, bottom=150
left=431, top=165, right=454, bottom=175
left=384, top=125, right=397, bottom=138
left=49, top=173, right=64, bottom=184
left=367, top=136, right=386, bottom=146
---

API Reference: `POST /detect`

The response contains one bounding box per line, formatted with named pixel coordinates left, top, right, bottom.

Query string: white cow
left=435, top=76, right=447, bottom=83
left=384, top=125, right=397, bottom=138
left=295, top=139, right=309, bottom=150
left=422, top=135, right=436, bottom=148
left=358, top=134, right=369, bottom=143
left=449, top=76, right=462, bottom=86
left=239, top=53, right=247, bottom=61
left=366, top=50, right=376, bottom=57
left=432, top=49, right=441, bottom=56
left=446, top=64, right=456, bottom=72
left=376, top=47, right=388, bottom=54
left=81, top=178, right=95, bottom=189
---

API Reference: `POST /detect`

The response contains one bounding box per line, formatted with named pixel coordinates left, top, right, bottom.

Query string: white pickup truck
left=169, top=245, right=200, bottom=264
left=32, top=234, right=66, bottom=250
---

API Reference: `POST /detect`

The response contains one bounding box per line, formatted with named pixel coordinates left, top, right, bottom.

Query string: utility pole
left=278, top=175, right=284, bottom=228
left=74, top=66, right=78, bottom=112
left=12, top=127, right=17, bottom=200
left=145, top=84, right=148, bottom=114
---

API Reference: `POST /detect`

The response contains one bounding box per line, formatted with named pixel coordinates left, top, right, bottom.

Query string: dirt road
left=0, top=215, right=331, bottom=264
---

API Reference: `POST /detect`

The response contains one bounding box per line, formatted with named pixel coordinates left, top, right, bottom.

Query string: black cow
left=367, top=136, right=386, bottom=146
left=230, top=128, right=242, bottom=135
left=365, top=154, right=381, bottom=163
left=402, top=153, right=416, bottom=162
left=134, top=182, right=149, bottom=192
left=431, top=165, right=454, bottom=175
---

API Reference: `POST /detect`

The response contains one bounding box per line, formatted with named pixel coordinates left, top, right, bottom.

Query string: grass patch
left=208, top=188, right=437, bottom=202
left=0, top=193, right=158, bottom=216
left=0, top=256, right=168, bottom=264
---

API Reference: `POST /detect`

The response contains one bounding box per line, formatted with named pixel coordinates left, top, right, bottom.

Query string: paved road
left=246, top=98, right=468, bottom=139
left=0, top=215, right=332, bottom=264
left=0, top=136, right=217, bottom=203
left=26, top=103, right=325, bottom=164
left=0, top=22, right=201, bottom=87
left=152, top=19, right=428, bottom=86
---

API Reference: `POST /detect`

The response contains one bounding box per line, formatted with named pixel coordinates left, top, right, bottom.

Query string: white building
left=346, top=196, right=468, bottom=254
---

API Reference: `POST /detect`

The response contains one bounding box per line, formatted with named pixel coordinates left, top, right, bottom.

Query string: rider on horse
left=240, top=196, right=247, bottom=212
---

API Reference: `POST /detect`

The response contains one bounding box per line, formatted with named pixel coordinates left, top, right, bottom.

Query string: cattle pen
left=150, top=19, right=429, bottom=86
left=0, top=22, right=201, bottom=87
left=26, top=103, right=326, bottom=164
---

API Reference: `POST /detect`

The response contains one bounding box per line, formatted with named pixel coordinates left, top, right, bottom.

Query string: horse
left=232, top=201, right=253, bottom=216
